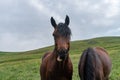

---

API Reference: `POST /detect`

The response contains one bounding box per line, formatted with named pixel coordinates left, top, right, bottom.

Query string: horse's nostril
left=60, top=55, right=65, bottom=60
left=65, top=50, right=68, bottom=53
left=59, top=49, right=68, bottom=54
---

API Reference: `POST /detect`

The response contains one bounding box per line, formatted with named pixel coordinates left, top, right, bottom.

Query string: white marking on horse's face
left=57, top=56, right=62, bottom=62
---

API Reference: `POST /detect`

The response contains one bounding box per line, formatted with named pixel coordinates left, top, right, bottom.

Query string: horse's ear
left=51, top=17, right=57, bottom=28
left=65, top=15, right=70, bottom=26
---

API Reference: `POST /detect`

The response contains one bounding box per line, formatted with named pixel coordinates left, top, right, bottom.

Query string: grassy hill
left=0, top=37, right=120, bottom=80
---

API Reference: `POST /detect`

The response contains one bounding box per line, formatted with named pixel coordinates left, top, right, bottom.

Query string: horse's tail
left=79, top=48, right=95, bottom=80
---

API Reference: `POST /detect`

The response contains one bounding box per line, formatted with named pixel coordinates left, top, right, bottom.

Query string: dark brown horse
left=40, top=15, right=73, bottom=80
left=78, top=47, right=112, bottom=80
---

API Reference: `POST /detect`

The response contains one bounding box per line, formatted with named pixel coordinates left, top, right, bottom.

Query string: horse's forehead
left=58, top=23, right=64, bottom=26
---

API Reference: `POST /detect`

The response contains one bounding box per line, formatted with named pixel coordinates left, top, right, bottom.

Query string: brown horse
left=78, top=47, right=112, bottom=80
left=40, top=15, right=73, bottom=80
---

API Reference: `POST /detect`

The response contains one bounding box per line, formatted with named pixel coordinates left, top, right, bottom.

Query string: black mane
left=57, top=23, right=71, bottom=38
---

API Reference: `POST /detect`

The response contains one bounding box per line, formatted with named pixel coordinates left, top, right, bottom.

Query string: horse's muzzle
left=57, top=49, right=68, bottom=62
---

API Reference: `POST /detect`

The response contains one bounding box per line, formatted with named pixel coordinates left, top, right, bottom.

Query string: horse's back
left=94, top=47, right=112, bottom=70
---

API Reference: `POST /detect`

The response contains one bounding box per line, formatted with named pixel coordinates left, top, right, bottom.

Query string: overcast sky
left=0, top=0, right=120, bottom=52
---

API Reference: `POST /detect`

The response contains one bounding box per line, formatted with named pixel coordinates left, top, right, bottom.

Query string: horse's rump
left=78, top=47, right=112, bottom=80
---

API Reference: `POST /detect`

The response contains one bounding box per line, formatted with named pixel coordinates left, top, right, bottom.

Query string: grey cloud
left=0, top=0, right=120, bottom=51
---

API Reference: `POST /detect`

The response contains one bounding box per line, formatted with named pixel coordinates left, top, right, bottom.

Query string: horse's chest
left=50, top=68, right=66, bottom=75
left=48, top=66, right=68, bottom=77
left=50, top=71, right=68, bottom=80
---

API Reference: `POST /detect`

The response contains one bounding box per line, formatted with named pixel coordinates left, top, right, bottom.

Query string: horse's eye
left=53, top=33, right=55, bottom=36
left=53, top=33, right=58, bottom=37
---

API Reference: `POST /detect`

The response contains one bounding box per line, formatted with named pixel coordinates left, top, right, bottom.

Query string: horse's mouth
left=57, top=55, right=67, bottom=62
left=57, top=49, right=68, bottom=62
left=57, top=56, right=63, bottom=62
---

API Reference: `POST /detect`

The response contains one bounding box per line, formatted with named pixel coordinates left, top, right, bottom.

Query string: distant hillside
left=0, top=36, right=120, bottom=55
left=0, top=36, right=120, bottom=80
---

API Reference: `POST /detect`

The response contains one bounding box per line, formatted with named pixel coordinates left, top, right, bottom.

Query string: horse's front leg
left=46, top=71, right=55, bottom=80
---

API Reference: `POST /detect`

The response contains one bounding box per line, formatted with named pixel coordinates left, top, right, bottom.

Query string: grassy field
left=0, top=37, right=120, bottom=80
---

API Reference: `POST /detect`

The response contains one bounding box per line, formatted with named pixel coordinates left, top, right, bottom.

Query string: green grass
left=0, top=36, right=120, bottom=80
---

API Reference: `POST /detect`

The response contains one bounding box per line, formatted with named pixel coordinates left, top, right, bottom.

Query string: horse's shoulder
left=42, top=51, right=52, bottom=60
